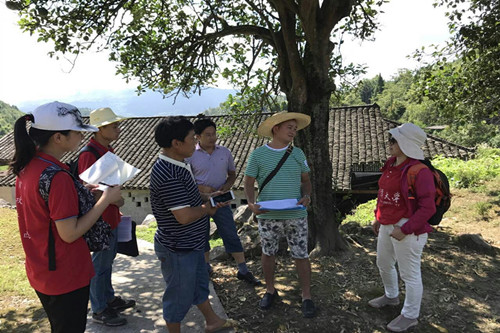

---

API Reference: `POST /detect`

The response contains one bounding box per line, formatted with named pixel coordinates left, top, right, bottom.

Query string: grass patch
left=136, top=219, right=224, bottom=248
left=0, top=165, right=8, bottom=171
left=342, top=199, right=376, bottom=226
left=0, top=208, right=36, bottom=298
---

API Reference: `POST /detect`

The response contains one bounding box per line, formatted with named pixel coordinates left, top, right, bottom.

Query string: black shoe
left=302, top=299, right=316, bottom=318
left=237, top=271, right=262, bottom=286
left=107, top=296, right=136, bottom=312
left=259, top=290, right=279, bottom=310
left=92, top=307, right=127, bottom=326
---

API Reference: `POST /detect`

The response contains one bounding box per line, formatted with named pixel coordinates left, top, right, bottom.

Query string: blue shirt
left=150, top=154, right=207, bottom=251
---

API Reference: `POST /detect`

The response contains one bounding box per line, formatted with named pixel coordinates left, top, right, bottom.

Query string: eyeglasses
left=388, top=137, right=397, bottom=145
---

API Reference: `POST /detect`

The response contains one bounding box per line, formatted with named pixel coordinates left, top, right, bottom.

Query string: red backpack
left=407, top=160, right=452, bottom=225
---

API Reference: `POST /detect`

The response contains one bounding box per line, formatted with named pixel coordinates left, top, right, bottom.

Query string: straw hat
left=257, top=111, right=311, bottom=138
left=389, top=123, right=427, bottom=160
left=90, top=107, right=126, bottom=128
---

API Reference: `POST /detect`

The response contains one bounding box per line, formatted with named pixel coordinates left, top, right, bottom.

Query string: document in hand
left=257, top=199, right=305, bottom=211
left=79, top=152, right=141, bottom=190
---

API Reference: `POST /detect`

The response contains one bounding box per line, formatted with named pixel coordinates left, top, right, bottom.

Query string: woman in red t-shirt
left=10, top=101, right=122, bottom=333
left=369, top=123, right=436, bottom=332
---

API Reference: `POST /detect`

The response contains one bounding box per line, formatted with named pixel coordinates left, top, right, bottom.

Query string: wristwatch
left=303, top=194, right=311, bottom=202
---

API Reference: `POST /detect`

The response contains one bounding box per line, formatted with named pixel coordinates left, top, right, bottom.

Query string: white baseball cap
left=31, top=101, right=98, bottom=132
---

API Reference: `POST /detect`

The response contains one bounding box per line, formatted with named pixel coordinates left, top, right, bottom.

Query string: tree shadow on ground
left=214, top=227, right=500, bottom=332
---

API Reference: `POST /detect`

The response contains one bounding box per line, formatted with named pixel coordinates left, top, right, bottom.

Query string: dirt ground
left=211, top=185, right=500, bottom=333
left=1, top=184, right=499, bottom=332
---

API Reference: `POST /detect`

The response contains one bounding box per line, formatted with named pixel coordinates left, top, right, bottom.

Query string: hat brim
left=31, top=123, right=99, bottom=132
left=389, top=128, right=425, bottom=160
left=93, top=116, right=126, bottom=128
left=257, top=112, right=311, bottom=137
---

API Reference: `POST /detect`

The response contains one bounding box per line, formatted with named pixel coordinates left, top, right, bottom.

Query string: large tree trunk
left=293, top=94, right=348, bottom=256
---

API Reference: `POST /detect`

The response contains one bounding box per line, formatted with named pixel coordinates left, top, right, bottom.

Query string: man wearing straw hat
left=78, top=107, right=135, bottom=326
left=244, top=111, right=316, bottom=318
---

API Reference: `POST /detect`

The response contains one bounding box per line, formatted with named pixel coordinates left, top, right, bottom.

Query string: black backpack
left=67, top=145, right=100, bottom=179
left=407, top=159, right=452, bottom=225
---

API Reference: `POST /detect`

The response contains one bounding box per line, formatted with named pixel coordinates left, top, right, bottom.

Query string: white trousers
left=376, top=218, right=428, bottom=319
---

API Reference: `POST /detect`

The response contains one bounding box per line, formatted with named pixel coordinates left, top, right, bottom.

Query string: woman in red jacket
left=11, top=101, right=122, bottom=333
left=369, top=123, right=436, bottom=332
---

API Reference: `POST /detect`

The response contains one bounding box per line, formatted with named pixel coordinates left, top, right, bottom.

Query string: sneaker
left=387, top=314, right=418, bottom=332
left=237, top=271, right=262, bottom=286
left=92, top=307, right=127, bottom=326
left=368, top=295, right=400, bottom=308
left=107, top=296, right=136, bottom=312
left=301, top=299, right=316, bottom=318
left=259, top=290, right=279, bottom=310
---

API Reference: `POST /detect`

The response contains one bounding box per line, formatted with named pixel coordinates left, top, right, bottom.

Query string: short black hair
left=193, top=117, right=216, bottom=135
left=154, top=116, right=194, bottom=148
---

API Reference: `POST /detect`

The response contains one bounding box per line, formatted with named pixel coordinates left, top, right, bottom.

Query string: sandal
left=205, top=318, right=238, bottom=333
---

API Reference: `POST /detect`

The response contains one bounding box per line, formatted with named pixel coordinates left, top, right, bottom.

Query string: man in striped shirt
left=244, top=111, right=316, bottom=318
left=150, top=116, right=236, bottom=333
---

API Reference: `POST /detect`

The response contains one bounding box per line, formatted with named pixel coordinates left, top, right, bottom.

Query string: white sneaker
left=368, top=295, right=400, bottom=308
left=387, top=314, right=418, bottom=332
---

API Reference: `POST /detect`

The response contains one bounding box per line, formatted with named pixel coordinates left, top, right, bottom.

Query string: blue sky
left=0, top=0, right=450, bottom=106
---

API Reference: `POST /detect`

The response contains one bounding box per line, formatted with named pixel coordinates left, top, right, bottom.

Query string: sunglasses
left=388, top=137, right=397, bottom=145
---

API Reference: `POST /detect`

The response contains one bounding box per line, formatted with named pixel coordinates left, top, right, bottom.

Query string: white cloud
left=340, top=0, right=450, bottom=80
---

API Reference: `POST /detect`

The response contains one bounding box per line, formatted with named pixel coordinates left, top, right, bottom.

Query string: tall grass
left=432, top=145, right=500, bottom=188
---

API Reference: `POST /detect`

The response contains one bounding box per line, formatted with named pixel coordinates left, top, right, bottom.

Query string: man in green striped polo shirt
left=244, top=111, right=316, bottom=318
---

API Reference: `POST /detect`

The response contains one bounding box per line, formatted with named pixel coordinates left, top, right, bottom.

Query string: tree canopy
left=6, top=0, right=386, bottom=254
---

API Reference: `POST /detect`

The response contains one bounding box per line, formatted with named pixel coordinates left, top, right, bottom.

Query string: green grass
left=136, top=219, right=224, bottom=248
left=0, top=208, right=36, bottom=298
left=0, top=165, right=8, bottom=171
left=342, top=199, right=376, bottom=226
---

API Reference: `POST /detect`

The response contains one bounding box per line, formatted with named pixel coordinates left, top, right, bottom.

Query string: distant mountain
left=16, top=88, right=236, bottom=117
left=0, top=101, right=24, bottom=136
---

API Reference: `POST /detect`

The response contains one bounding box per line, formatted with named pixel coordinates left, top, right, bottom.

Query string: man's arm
left=171, top=202, right=228, bottom=225
left=219, top=170, right=236, bottom=192
left=244, top=175, right=267, bottom=215
left=297, top=172, right=312, bottom=207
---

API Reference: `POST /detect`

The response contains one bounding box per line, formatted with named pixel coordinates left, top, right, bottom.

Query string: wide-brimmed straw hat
left=31, top=101, right=99, bottom=132
left=90, top=107, right=126, bottom=128
left=257, top=111, right=311, bottom=138
left=389, top=123, right=427, bottom=160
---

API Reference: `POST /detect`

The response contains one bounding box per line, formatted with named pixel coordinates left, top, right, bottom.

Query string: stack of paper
left=79, top=152, right=141, bottom=190
left=257, top=199, right=305, bottom=211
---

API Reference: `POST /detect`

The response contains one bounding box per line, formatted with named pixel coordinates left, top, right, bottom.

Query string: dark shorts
left=154, top=240, right=209, bottom=323
left=205, top=205, right=244, bottom=253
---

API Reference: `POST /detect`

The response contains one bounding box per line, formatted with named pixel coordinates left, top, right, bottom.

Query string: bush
left=432, top=146, right=500, bottom=188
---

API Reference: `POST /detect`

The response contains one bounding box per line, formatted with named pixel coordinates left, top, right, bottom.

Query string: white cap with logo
left=31, top=101, right=98, bottom=132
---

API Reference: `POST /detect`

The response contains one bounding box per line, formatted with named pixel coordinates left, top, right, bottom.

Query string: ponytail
left=10, top=115, right=36, bottom=175
left=10, top=115, right=70, bottom=175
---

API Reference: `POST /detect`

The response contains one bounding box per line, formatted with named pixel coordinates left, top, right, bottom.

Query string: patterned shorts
left=257, top=217, right=309, bottom=259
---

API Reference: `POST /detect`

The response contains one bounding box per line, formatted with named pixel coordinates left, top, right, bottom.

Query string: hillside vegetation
left=0, top=101, right=24, bottom=137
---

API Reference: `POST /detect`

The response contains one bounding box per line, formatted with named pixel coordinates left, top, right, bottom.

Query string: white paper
left=257, top=199, right=305, bottom=211
left=117, top=216, right=132, bottom=242
left=79, top=152, right=141, bottom=190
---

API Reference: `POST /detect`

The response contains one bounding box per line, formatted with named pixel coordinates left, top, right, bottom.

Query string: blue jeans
left=205, top=206, right=244, bottom=253
left=154, top=240, right=209, bottom=323
left=90, top=228, right=118, bottom=313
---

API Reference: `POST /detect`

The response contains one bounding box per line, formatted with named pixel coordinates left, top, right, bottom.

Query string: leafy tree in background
left=412, top=0, right=499, bottom=126
left=5, top=0, right=387, bottom=254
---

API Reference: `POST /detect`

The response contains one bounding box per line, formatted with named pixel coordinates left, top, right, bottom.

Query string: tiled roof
left=0, top=104, right=474, bottom=191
